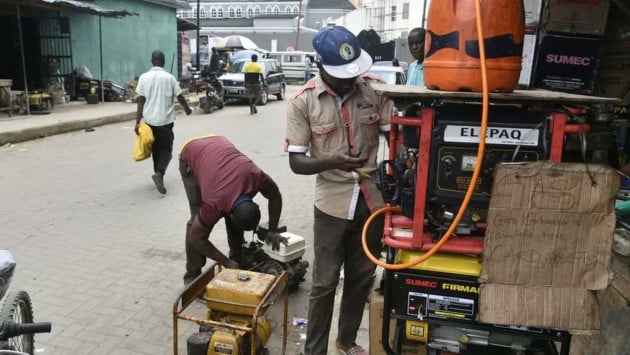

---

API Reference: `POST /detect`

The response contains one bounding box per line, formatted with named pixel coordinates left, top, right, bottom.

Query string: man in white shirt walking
left=135, top=50, right=192, bottom=194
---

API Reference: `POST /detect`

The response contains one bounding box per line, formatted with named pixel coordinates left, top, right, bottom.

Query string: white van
left=266, top=51, right=318, bottom=84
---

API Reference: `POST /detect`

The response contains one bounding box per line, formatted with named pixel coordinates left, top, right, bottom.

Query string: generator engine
left=380, top=103, right=617, bottom=242
left=233, top=225, right=309, bottom=292
left=187, top=315, right=271, bottom=355
left=186, top=269, right=278, bottom=355
left=385, top=250, right=568, bottom=355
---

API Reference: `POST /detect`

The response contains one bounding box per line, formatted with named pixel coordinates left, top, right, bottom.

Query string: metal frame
left=172, top=264, right=289, bottom=355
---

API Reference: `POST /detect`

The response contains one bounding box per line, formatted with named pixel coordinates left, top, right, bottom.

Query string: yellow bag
left=133, top=123, right=154, bottom=161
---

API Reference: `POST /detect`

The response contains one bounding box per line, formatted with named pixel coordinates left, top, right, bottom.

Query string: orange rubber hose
left=362, top=0, right=490, bottom=270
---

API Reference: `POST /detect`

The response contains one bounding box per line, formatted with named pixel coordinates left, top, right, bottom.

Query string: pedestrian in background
left=209, top=47, right=220, bottom=75
left=243, top=54, right=265, bottom=114
left=304, top=54, right=313, bottom=84
left=285, top=25, right=393, bottom=355
left=392, top=57, right=400, bottom=67
left=135, top=50, right=192, bottom=194
left=406, top=27, right=426, bottom=86
left=179, top=134, right=286, bottom=284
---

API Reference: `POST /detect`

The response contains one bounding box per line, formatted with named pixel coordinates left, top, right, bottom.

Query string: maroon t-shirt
left=180, top=136, right=268, bottom=228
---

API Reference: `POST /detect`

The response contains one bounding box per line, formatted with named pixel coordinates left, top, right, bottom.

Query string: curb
left=0, top=111, right=136, bottom=146
left=0, top=100, right=198, bottom=146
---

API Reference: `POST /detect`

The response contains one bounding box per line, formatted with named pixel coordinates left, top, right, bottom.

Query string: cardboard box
left=518, top=29, right=539, bottom=88
left=533, top=33, right=602, bottom=94
left=541, top=0, right=610, bottom=35
left=594, top=53, right=630, bottom=104
left=479, top=284, right=600, bottom=331
left=602, top=7, right=630, bottom=55
left=481, top=161, right=619, bottom=290
left=524, top=0, right=543, bottom=26
left=369, top=289, right=427, bottom=355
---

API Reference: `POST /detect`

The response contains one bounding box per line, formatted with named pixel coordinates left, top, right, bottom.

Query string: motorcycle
left=0, top=250, right=51, bottom=355
left=198, top=72, right=224, bottom=114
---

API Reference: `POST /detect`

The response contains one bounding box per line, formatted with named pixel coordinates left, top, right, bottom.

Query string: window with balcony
left=255, top=7, right=261, bottom=16
left=229, top=7, right=235, bottom=18
left=211, top=8, right=217, bottom=18
left=236, top=8, right=242, bottom=18
left=273, top=6, right=280, bottom=15
left=402, top=3, right=409, bottom=20
left=265, top=6, right=272, bottom=15
left=391, top=6, right=396, bottom=21
left=200, top=8, right=206, bottom=18
left=218, top=8, right=223, bottom=18
left=247, top=7, right=254, bottom=18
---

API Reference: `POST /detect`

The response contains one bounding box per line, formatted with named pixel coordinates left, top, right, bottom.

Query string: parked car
left=373, top=60, right=409, bottom=72
left=218, top=58, right=286, bottom=105
left=367, top=65, right=407, bottom=85
left=266, top=51, right=319, bottom=84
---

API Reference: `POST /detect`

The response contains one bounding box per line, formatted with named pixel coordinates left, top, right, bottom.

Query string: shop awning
left=177, top=18, right=198, bottom=32
left=0, top=0, right=137, bottom=17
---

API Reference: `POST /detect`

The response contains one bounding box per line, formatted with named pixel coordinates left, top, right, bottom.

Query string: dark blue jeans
left=303, top=194, right=384, bottom=354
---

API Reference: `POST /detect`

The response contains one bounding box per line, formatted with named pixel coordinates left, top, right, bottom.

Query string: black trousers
left=148, top=123, right=174, bottom=176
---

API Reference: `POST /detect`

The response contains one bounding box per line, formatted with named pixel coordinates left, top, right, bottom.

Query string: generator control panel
left=422, top=104, right=549, bottom=235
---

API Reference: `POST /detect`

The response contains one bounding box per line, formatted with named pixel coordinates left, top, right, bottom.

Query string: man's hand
left=331, top=153, right=367, bottom=172
left=265, top=231, right=289, bottom=252
left=185, top=106, right=193, bottom=115
left=134, top=122, right=141, bottom=136
left=223, top=259, right=240, bottom=269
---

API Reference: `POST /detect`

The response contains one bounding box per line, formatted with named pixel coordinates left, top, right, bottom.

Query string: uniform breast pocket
left=358, top=112, right=380, bottom=141
left=311, top=123, right=337, bottom=152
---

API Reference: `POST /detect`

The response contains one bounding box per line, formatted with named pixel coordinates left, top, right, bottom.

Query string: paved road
left=0, top=87, right=371, bottom=355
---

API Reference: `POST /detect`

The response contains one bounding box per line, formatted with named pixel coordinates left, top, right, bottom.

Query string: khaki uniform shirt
left=285, top=75, right=393, bottom=220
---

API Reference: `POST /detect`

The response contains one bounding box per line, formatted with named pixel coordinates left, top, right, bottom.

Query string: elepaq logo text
left=545, top=55, right=592, bottom=66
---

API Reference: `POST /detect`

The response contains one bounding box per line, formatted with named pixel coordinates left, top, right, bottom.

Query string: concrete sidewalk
left=0, top=95, right=200, bottom=145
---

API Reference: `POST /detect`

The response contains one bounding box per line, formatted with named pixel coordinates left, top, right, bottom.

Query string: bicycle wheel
left=0, top=291, right=34, bottom=355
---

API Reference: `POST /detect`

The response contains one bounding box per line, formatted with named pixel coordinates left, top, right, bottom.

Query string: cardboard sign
left=479, top=284, right=600, bottom=331
left=481, top=161, right=619, bottom=290
left=542, top=0, right=611, bottom=35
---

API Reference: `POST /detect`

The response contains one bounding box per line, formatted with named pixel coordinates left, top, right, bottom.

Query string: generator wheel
left=0, top=290, right=34, bottom=354
left=257, top=260, right=284, bottom=276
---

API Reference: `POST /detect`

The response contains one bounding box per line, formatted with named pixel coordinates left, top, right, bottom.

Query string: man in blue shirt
left=406, top=28, right=426, bottom=86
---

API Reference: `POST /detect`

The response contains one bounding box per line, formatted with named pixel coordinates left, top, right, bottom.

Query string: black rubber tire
left=259, top=88, right=269, bottom=106
left=276, top=85, right=285, bottom=101
left=0, top=290, right=35, bottom=355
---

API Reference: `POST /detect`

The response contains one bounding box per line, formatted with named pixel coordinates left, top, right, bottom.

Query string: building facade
left=0, top=0, right=180, bottom=93
left=178, top=0, right=356, bottom=53
left=70, top=0, right=180, bottom=85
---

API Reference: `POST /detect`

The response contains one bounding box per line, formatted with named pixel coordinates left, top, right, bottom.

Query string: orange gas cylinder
left=424, top=0, right=524, bottom=93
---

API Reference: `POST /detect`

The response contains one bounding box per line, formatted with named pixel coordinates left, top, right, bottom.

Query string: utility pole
left=294, top=0, right=302, bottom=50
left=423, top=0, right=429, bottom=28
left=196, top=0, right=200, bottom=70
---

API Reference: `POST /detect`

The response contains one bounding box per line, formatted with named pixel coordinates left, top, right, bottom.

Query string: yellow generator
left=173, top=267, right=289, bottom=355
left=378, top=250, right=570, bottom=355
